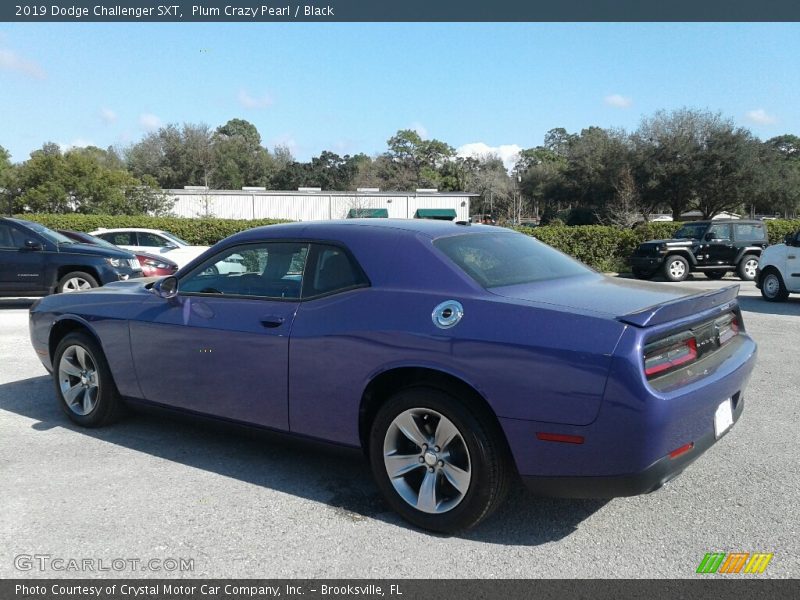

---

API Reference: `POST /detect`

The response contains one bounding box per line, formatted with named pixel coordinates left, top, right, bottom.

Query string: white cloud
left=604, top=94, right=632, bottom=109
left=745, top=109, right=777, bottom=126
left=238, top=89, right=273, bottom=109
left=99, top=107, right=117, bottom=124
left=58, top=139, right=94, bottom=152
left=456, top=142, right=522, bottom=171
left=139, top=113, right=162, bottom=131
left=410, top=122, right=428, bottom=138
left=0, top=48, right=45, bottom=79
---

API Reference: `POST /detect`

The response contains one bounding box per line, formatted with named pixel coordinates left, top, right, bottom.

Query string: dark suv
left=0, top=217, right=142, bottom=296
left=629, top=220, right=769, bottom=282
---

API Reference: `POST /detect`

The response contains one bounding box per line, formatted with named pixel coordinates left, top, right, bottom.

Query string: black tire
left=52, top=332, right=124, bottom=427
left=57, top=271, right=99, bottom=293
left=663, top=255, right=690, bottom=282
left=737, top=254, right=759, bottom=281
left=760, top=269, right=789, bottom=302
left=368, top=387, right=512, bottom=533
left=632, top=268, right=654, bottom=280
left=705, top=270, right=727, bottom=280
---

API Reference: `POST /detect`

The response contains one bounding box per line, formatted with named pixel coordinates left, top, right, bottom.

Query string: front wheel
left=737, top=255, right=759, bottom=281
left=369, top=387, right=511, bottom=533
left=53, top=332, right=124, bottom=427
left=663, top=255, right=689, bottom=282
left=760, top=270, right=789, bottom=302
left=57, top=271, right=99, bottom=293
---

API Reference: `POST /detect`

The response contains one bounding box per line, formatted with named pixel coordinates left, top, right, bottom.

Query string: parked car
left=0, top=217, right=141, bottom=296
left=29, top=220, right=756, bottom=532
left=58, top=230, right=179, bottom=277
left=755, top=229, right=800, bottom=301
left=629, top=219, right=769, bottom=282
left=89, top=227, right=243, bottom=273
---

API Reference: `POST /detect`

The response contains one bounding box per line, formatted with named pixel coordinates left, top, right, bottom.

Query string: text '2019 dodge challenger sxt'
left=29, top=219, right=756, bottom=532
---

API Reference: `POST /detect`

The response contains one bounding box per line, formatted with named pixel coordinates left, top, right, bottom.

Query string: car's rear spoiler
left=617, top=285, right=740, bottom=328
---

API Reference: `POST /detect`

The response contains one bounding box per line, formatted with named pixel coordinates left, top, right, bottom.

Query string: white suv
left=756, top=230, right=800, bottom=302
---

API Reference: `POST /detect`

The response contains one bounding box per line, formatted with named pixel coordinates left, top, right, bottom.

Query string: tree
left=633, top=109, right=722, bottom=220
left=755, top=137, right=800, bottom=218
left=13, top=144, right=171, bottom=215
left=383, top=129, right=455, bottom=189
left=0, top=145, right=15, bottom=215
left=211, top=119, right=273, bottom=189
left=126, top=123, right=213, bottom=189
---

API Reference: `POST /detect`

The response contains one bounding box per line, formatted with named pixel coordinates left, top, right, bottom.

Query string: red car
left=58, top=230, right=179, bottom=277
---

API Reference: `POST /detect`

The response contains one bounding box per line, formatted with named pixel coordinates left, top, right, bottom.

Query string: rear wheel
left=737, top=255, right=759, bottom=281
left=53, top=332, right=124, bottom=427
left=663, top=255, right=689, bottom=282
left=57, top=271, right=99, bottom=293
left=369, top=387, right=511, bottom=533
left=705, top=270, right=727, bottom=280
left=760, top=270, right=789, bottom=302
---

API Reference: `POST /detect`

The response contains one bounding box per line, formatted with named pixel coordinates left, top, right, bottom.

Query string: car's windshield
left=159, top=231, right=190, bottom=246
left=673, top=223, right=708, bottom=239
left=434, top=232, right=591, bottom=288
left=21, top=221, right=76, bottom=245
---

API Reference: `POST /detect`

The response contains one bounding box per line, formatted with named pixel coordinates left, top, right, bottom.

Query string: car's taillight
left=644, top=333, right=698, bottom=379
left=717, top=314, right=739, bottom=346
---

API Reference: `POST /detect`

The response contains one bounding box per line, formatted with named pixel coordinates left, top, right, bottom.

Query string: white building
left=167, top=187, right=475, bottom=222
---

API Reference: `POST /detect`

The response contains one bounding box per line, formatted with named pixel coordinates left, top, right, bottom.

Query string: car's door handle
left=260, top=316, right=285, bottom=328
left=789, top=255, right=797, bottom=259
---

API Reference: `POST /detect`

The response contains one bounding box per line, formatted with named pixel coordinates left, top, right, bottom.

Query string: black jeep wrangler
left=629, top=219, right=769, bottom=282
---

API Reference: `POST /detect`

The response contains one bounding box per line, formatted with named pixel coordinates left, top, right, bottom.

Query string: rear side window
left=303, top=244, right=368, bottom=298
left=707, top=223, right=732, bottom=240
left=734, top=222, right=766, bottom=242
left=100, top=232, right=134, bottom=246
left=0, top=224, right=27, bottom=248
left=139, top=232, right=169, bottom=247
left=434, top=232, right=591, bottom=288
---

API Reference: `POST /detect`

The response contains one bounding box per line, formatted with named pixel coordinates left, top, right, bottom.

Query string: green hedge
left=13, top=213, right=800, bottom=272
left=15, top=214, right=289, bottom=246
left=515, top=219, right=800, bottom=272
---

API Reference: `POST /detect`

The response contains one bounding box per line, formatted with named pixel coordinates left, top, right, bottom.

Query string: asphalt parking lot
left=1, top=277, right=798, bottom=579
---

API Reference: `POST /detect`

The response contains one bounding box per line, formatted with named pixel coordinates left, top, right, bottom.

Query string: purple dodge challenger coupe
left=29, top=219, right=756, bottom=532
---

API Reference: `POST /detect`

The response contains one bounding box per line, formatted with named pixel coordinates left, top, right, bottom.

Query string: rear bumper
left=520, top=393, right=744, bottom=498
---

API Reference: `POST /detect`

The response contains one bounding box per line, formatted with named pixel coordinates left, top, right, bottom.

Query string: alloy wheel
left=58, top=345, right=100, bottom=415
left=382, top=408, right=472, bottom=514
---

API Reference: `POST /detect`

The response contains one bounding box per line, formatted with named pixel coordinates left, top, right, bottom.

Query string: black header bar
left=3, top=1, right=800, bottom=23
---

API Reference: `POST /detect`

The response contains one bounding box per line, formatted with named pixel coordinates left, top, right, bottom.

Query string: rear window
left=434, top=232, right=591, bottom=288
left=734, top=222, right=766, bottom=241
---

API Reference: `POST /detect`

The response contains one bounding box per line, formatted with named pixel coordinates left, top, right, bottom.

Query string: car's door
left=0, top=222, right=49, bottom=294
left=128, top=241, right=309, bottom=429
left=288, top=243, right=372, bottom=443
left=96, top=231, right=137, bottom=254
left=787, top=232, right=800, bottom=292
left=137, top=231, right=174, bottom=255
left=703, top=223, right=734, bottom=265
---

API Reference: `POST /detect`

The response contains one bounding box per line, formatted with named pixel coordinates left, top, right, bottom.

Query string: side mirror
left=23, top=239, right=42, bottom=251
left=152, top=276, right=178, bottom=299
left=163, top=243, right=178, bottom=250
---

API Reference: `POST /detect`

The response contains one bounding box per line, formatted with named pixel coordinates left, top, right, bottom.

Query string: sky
left=1, top=22, right=799, bottom=169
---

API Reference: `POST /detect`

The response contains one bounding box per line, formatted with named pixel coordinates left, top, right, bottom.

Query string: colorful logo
left=696, top=552, right=773, bottom=574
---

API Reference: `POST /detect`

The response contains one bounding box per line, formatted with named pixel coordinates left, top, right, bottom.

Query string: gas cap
left=432, top=300, right=464, bottom=329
